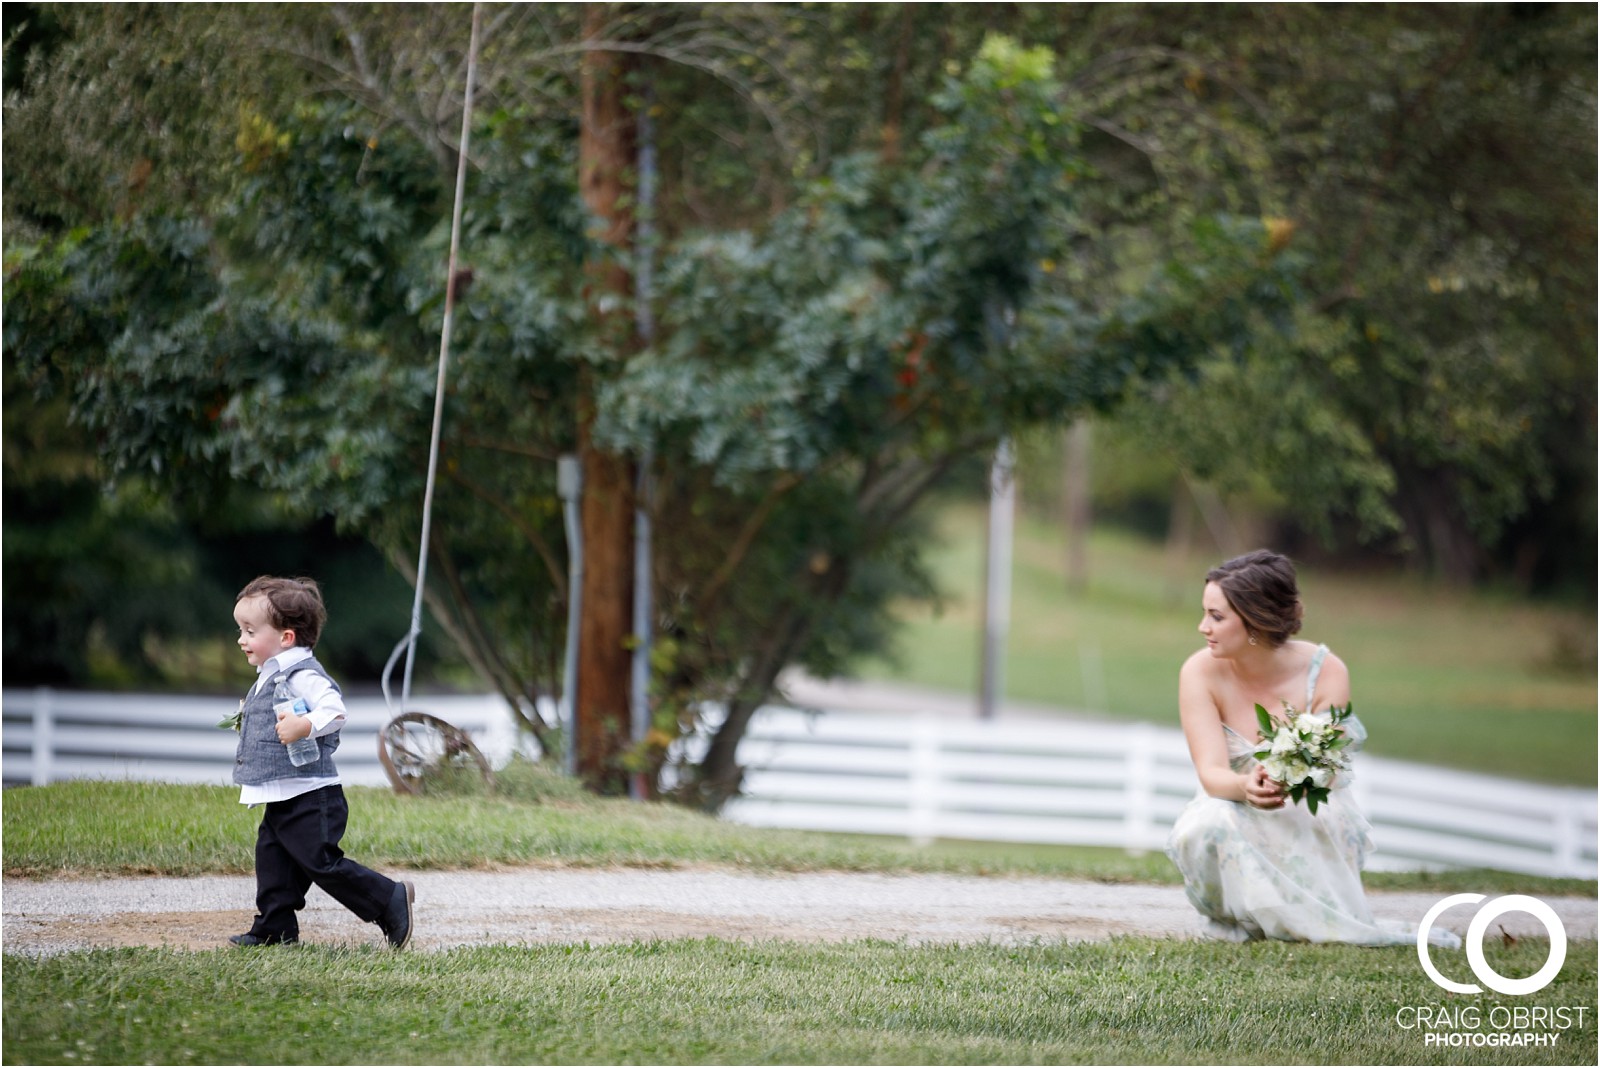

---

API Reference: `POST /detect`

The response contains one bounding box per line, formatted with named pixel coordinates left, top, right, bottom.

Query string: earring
left=1248, top=634, right=1258, bottom=646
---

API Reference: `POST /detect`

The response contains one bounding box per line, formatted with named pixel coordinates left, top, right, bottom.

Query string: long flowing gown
left=1165, top=644, right=1459, bottom=946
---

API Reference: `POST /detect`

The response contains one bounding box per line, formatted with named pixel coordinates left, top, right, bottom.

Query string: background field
left=858, top=504, right=1598, bottom=785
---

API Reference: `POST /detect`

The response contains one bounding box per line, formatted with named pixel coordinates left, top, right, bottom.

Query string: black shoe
left=229, top=931, right=298, bottom=947
left=380, top=880, right=414, bottom=949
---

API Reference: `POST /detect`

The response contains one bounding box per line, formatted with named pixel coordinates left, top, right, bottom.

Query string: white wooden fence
left=4, top=689, right=1595, bottom=878
left=0, top=689, right=515, bottom=790
left=718, top=706, right=1598, bottom=878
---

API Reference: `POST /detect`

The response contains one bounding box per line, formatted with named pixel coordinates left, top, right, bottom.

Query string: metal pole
left=979, top=438, right=1015, bottom=720
left=629, top=464, right=653, bottom=795
left=629, top=80, right=658, bottom=799
left=978, top=300, right=1018, bottom=722
left=32, top=687, right=54, bottom=787
left=399, top=3, right=481, bottom=715
left=557, top=456, right=584, bottom=776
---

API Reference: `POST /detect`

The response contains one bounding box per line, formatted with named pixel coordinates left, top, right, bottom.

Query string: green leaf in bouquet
left=1254, top=703, right=1274, bottom=737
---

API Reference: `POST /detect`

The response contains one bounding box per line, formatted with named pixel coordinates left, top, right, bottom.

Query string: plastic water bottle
left=273, top=674, right=321, bottom=767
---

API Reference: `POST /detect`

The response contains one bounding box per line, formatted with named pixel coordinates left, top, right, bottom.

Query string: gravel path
left=5, top=868, right=1593, bottom=956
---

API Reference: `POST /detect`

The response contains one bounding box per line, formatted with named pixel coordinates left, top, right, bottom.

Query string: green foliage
left=1, top=4, right=256, bottom=231
left=0, top=378, right=216, bottom=683
left=1114, top=305, right=1402, bottom=543
left=600, top=33, right=1090, bottom=475
left=0, top=311, right=425, bottom=686
left=6, top=5, right=1590, bottom=804
left=0, top=19, right=1390, bottom=797
left=1053, top=4, right=1598, bottom=584
left=587, top=34, right=1312, bottom=801
left=4, top=98, right=589, bottom=709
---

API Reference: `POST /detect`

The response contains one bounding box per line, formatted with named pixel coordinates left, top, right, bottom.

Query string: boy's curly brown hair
left=236, top=575, right=327, bottom=649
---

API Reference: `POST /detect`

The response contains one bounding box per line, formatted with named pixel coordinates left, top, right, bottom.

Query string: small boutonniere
left=217, top=700, right=243, bottom=732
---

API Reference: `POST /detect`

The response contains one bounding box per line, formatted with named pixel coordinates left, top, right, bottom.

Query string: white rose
left=1271, top=731, right=1299, bottom=756
left=1309, top=766, right=1333, bottom=788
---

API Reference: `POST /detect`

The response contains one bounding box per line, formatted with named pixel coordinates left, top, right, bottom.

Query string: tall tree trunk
left=693, top=602, right=805, bottom=809
left=575, top=5, right=637, bottom=793
left=879, top=3, right=916, bottom=164
left=696, top=561, right=851, bottom=810
left=1395, top=465, right=1484, bottom=584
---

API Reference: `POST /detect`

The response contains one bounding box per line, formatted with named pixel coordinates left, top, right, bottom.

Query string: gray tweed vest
left=232, top=656, right=342, bottom=785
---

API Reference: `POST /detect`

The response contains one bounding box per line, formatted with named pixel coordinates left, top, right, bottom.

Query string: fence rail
left=4, top=688, right=1595, bottom=878
left=1, top=689, right=514, bottom=790
left=714, top=705, right=1598, bottom=878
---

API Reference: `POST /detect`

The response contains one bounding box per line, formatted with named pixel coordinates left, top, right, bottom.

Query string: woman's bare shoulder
left=1179, top=648, right=1220, bottom=682
left=1302, top=642, right=1351, bottom=704
left=1178, top=649, right=1226, bottom=729
left=1293, top=639, right=1349, bottom=674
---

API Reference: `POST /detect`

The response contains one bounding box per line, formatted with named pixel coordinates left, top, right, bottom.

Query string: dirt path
left=5, top=868, right=1593, bottom=956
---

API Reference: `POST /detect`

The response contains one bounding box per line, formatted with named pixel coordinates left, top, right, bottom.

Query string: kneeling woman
left=1166, top=550, right=1457, bottom=946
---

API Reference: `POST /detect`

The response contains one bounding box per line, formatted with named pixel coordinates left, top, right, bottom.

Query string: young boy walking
left=229, top=575, right=414, bottom=948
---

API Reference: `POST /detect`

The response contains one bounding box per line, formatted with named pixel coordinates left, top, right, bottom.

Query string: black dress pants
left=250, top=784, right=397, bottom=940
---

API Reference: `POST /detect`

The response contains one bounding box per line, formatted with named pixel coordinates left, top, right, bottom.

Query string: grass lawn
left=5, top=939, right=1595, bottom=1065
left=5, top=778, right=1594, bottom=898
left=858, top=503, right=1598, bottom=785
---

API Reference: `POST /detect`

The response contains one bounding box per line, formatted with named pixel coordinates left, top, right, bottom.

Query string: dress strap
left=1306, top=643, right=1329, bottom=708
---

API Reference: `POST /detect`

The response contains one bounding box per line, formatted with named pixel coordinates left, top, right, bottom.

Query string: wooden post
left=1062, top=420, right=1091, bottom=593
left=32, top=687, right=54, bottom=787
left=978, top=438, right=1015, bottom=720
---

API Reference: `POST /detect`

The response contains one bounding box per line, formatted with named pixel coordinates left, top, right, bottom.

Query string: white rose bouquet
left=1252, top=701, right=1355, bottom=815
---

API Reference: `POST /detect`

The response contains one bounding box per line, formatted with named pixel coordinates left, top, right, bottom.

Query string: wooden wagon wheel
left=378, top=711, right=496, bottom=795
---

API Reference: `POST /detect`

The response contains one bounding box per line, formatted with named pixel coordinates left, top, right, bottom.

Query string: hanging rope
left=386, top=3, right=483, bottom=716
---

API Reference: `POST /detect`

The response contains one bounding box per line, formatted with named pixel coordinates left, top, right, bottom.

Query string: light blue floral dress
left=1166, top=644, right=1458, bottom=946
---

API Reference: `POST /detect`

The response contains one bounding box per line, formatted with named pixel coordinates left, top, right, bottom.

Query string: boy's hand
left=276, top=709, right=314, bottom=743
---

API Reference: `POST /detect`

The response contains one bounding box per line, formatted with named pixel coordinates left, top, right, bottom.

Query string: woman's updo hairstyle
left=1206, top=549, right=1304, bottom=648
